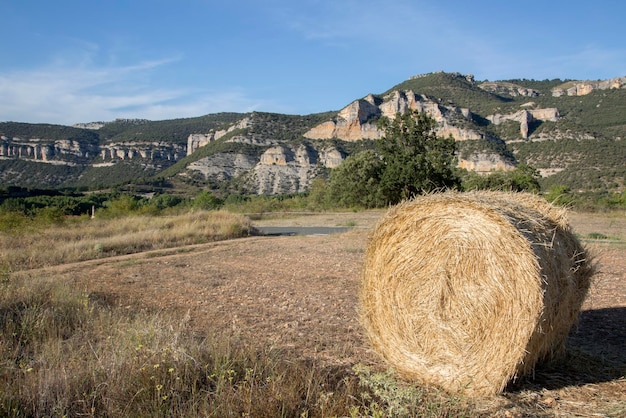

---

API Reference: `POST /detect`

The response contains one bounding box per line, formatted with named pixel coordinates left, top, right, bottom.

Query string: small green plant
left=0, top=264, right=10, bottom=285
left=351, top=365, right=469, bottom=417
left=585, top=232, right=621, bottom=241
left=343, top=220, right=358, bottom=227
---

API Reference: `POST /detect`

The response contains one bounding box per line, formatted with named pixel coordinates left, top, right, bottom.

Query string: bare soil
left=17, top=211, right=626, bottom=416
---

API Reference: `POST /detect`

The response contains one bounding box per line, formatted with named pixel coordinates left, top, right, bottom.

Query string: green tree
left=306, top=177, right=331, bottom=210
left=150, top=193, right=183, bottom=211
left=543, top=184, right=575, bottom=206
left=376, top=110, right=460, bottom=204
left=327, top=150, right=385, bottom=208
left=193, top=191, right=223, bottom=210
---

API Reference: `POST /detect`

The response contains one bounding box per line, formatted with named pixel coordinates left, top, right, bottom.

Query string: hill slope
left=1, top=72, right=624, bottom=194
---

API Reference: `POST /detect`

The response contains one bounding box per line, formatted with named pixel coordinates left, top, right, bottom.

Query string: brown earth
left=17, top=211, right=626, bottom=416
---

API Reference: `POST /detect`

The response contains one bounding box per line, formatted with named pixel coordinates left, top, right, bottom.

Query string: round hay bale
left=360, top=191, right=593, bottom=396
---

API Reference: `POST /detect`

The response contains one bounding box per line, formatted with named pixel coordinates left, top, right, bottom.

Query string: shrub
left=192, top=191, right=223, bottom=210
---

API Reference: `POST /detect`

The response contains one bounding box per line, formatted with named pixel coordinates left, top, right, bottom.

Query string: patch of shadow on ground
left=508, top=307, right=626, bottom=392
left=255, top=226, right=352, bottom=236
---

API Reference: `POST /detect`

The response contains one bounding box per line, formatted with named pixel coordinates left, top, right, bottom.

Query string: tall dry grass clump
left=0, top=210, right=254, bottom=271
left=360, top=191, right=594, bottom=396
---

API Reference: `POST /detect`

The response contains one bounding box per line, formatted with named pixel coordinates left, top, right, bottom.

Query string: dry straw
left=360, top=191, right=593, bottom=396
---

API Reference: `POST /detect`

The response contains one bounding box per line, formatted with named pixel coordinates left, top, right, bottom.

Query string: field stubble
left=4, top=209, right=626, bottom=416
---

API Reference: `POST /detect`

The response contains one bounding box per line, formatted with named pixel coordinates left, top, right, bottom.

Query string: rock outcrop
left=0, top=136, right=185, bottom=169
left=72, top=122, right=106, bottom=130
left=478, top=82, right=540, bottom=97
left=0, top=137, right=98, bottom=164
left=187, top=117, right=251, bottom=155
left=183, top=153, right=257, bottom=182
left=99, top=142, right=185, bottom=163
left=551, top=77, right=626, bottom=97
left=487, top=108, right=560, bottom=139
left=184, top=140, right=344, bottom=195
left=252, top=143, right=322, bottom=194
left=304, top=90, right=481, bottom=142
left=458, top=153, right=516, bottom=173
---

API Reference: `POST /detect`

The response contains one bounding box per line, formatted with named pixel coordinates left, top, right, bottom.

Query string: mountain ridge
left=1, top=72, right=625, bottom=194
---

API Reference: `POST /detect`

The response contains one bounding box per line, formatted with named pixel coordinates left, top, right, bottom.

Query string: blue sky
left=1, top=0, right=625, bottom=125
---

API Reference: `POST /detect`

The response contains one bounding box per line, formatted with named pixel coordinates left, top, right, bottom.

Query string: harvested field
left=11, top=210, right=626, bottom=416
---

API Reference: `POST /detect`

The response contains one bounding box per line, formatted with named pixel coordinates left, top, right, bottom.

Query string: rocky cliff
left=0, top=135, right=185, bottom=169
left=187, top=117, right=251, bottom=155
left=181, top=130, right=345, bottom=195
left=551, top=77, right=626, bottom=97
left=0, top=136, right=97, bottom=165
left=302, top=90, right=516, bottom=172
left=2, top=72, right=624, bottom=194
left=487, top=108, right=560, bottom=139
left=303, top=91, right=481, bottom=142
left=478, top=81, right=540, bottom=97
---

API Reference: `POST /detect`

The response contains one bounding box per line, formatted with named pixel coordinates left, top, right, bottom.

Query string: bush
left=192, top=191, right=223, bottom=210
left=100, top=195, right=148, bottom=218
left=462, top=164, right=541, bottom=193
left=149, top=193, right=184, bottom=211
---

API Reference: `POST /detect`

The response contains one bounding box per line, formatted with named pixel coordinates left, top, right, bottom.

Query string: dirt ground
left=17, top=211, right=626, bottom=416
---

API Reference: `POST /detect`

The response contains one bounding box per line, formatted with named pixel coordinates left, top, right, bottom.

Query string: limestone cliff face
left=0, top=135, right=186, bottom=169
left=458, top=153, right=516, bottom=173
left=304, top=96, right=383, bottom=141
left=183, top=153, right=257, bottom=182
left=98, top=142, right=186, bottom=165
left=187, top=117, right=251, bottom=155
left=184, top=141, right=344, bottom=195
left=318, top=147, right=344, bottom=168
left=0, top=136, right=98, bottom=165
left=478, top=82, right=540, bottom=97
left=551, top=77, right=626, bottom=96
left=303, top=90, right=481, bottom=142
left=252, top=144, right=323, bottom=194
left=487, top=108, right=559, bottom=139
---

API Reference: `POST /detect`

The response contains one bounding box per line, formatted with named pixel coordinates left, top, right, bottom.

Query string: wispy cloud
left=0, top=55, right=268, bottom=125
left=281, top=0, right=437, bottom=44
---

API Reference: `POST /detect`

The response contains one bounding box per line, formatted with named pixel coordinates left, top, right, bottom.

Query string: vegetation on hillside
left=386, top=72, right=511, bottom=115
left=1, top=72, right=624, bottom=197
left=0, top=122, right=100, bottom=144
left=97, top=113, right=246, bottom=144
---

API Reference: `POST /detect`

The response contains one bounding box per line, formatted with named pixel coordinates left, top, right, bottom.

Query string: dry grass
left=0, top=275, right=275, bottom=417
left=1, top=210, right=254, bottom=272
left=360, top=191, right=594, bottom=396
left=1, top=206, right=622, bottom=416
left=0, top=273, right=473, bottom=417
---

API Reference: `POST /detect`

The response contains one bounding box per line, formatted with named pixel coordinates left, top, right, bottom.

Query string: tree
left=327, top=150, right=385, bottom=208
left=376, top=110, right=460, bottom=204
left=193, top=190, right=223, bottom=210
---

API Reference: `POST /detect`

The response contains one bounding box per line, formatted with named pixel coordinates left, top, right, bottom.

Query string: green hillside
left=97, top=113, right=246, bottom=144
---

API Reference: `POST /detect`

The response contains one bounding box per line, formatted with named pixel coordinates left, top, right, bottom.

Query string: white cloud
left=0, top=56, right=268, bottom=125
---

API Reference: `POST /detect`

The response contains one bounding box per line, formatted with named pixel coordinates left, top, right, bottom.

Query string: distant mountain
left=1, top=72, right=625, bottom=194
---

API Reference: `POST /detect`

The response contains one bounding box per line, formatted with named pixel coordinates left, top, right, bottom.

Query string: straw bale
left=360, top=191, right=593, bottom=396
